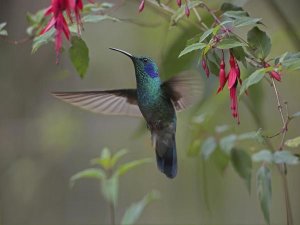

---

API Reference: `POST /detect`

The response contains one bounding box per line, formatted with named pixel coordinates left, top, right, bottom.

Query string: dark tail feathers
left=155, top=133, right=177, bottom=178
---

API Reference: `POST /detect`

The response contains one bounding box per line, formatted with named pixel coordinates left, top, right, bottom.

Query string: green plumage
left=52, top=48, right=202, bottom=178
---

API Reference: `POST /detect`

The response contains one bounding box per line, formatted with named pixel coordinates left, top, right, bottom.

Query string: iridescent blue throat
left=144, top=63, right=159, bottom=78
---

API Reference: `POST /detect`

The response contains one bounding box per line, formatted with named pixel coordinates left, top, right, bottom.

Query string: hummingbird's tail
left=154, top=132, right=177, bottom=178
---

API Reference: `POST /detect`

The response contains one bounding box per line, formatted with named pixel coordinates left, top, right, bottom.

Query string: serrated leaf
left=231, top=148, right=252, bottom=192
left=101, top=176, right=118, bottom=206
left=239, top=68, right=268, bottom=96
left=114, top=158, right=152, bottom=177
left=32, top=28, right=55, bottom=53
left=217, top=36, right=246, bottom=49
left=121, top=191, right=160, bottom=225
left=273, top=151, right=299, bottom=165
left=247, top=27, right=271, bottom=59
left=69, top=36, right=89, bottom=78
left=256, top=165, right=272, bottom=225
left=178, top=42, right=206, bottom=58
left=70, top=168, right=106, bottom=186
left=220, top=135, right=237, bottom=154
left=201, top=137, right=217, bottom=160
left=252, top=150, right=273, bottom=163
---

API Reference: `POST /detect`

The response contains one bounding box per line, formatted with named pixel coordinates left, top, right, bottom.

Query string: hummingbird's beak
left=109, top=47, right=133, bottom=59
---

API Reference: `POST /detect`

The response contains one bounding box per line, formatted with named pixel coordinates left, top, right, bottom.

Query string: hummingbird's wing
left=161, top=72, right=203, bottom=111
left=52, top=90, right=142, bottom=117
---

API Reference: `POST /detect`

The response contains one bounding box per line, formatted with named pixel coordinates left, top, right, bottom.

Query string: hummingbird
left=53, top=48, right=202, bottom=178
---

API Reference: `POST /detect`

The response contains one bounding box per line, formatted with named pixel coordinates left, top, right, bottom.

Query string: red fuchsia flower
left=41, top=0, right=72, bottom=63
left=227, top=52, right=241, bottom=124
left=217, top=56, right=227, bottom=93
left=201, top=58, right=210, bottom=78
left=264, top=62, right=281, bottom=81
left=139, top=0, right=145, bottom=12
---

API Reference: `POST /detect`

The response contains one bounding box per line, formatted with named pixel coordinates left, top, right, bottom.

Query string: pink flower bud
left=177, top=0, right=182, bottom=7
left=217, top=59, right=227, bottom=93
left=185, top=5, right=190, bottom=17
left=139, top=0, right=145, bottom=12
left=264, top=62, right=281, bottom=81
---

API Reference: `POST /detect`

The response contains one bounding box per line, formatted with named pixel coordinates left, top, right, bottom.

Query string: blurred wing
left=52, top=89, right=142, bottom=117
left=162, top=71, right=203, bottom=111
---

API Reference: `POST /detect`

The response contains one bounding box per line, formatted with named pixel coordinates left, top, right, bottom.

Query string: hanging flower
left=217, top=53, right=227, bottom=93
left=40, top=0, right=71, bottom=63
left=227, top=52, right=240, bottom=124
left=139, top=0, right=145, bottom=12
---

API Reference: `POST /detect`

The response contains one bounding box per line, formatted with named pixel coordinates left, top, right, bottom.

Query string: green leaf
left=0, top=22, right=8, bottom=36
left=278, top=52, right=300, bottom=71
left=291, top=111, right=300, bottom=118
left=247, top=27, right=271, bottom=59
left=239, top=68, right=268, bottom=96
left=69, top=36, right=89, bottom=78
left=255, top=128, right=265, bottom=144
left=232, top=46, right=247, bottom=66
left=178, top=43, right=206, bottom=58
left=237, top=131, right=256, bottom=140
left=82, top=15, right=120, bottom=23
left=70, top=168, right=106, bottom=186
left=220, top=135, right=237, bottom=154
left=187, top=139, right=202, bottom=157
left=256, top=165, right=272, bottom=225
left=285, top=136, right=300, bottom=148
left=223, top=11, right=261, bottom=28
left=273, top=151, right=299, bottom=165
left=231, top=148, right=252, bottom=192
left=114, top=158, right=152, bottom=177
left=201, top=137, right=217, bottom=160
left=220, top=3, right=245, bottom=12
left=199, top=28, right=213, bottom=43
left=121, top=191, right=160, bottom=225
left=101, top=176, right=119, bottom=206
left=215, top=124, right=230, bottom=133
left=252, top=150, right=273, bottom=163
left=111, top=149, right=128, bottom=166
left=32, top=28, right=55, bottom=53
left=217, top=36, right=246, bottom=49
left=211, top=148, right=230, bottom=173
left=91, top=147, right=112, bottom=169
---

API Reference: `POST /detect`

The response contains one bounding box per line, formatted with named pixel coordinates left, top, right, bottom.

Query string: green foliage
left=256, top=165, right=272, bottom=225
left=247, top=27, right=271, bottom=59
left=285, top=136, right=300, bottom=148
left=252, top=150, right=273, bottom=163
left=273, top=151, right=299, bottom=165
left=231, top=148, right=252, bottom=192
left=178, top=43, right=206, bottom=58
left=69, top=37, right=89, bottom=78
left=278, top=52, right=300, bottom=71
left=201, top=137, right=217, bottom=160
left=26, top=10, right=46, bottom=35
left=0, top=22, right=8, bottom=36
left=222, top=11, right=261, bottom=28
left=216, top=36, right=246, bottom=49
left=121, top=191, right=160, bottom=225
left=71, top=148, right=155, bottom=224
left=32, top=28, right=55, bottom=53
left=239, top=68, right=270, bottom=96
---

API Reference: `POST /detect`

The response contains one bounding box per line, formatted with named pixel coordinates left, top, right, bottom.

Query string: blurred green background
left=0, top=0, right=300, bottom=224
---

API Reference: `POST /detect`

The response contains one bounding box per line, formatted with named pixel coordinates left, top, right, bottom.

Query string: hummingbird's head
left=109, top=48, right=159, bottom=78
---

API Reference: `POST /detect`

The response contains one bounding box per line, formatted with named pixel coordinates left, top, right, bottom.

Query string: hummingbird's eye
left=142, top=58, right=148, bottom=63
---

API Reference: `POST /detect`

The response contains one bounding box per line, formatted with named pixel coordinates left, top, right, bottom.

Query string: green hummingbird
left=53, top=48, right=202, bottom=178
